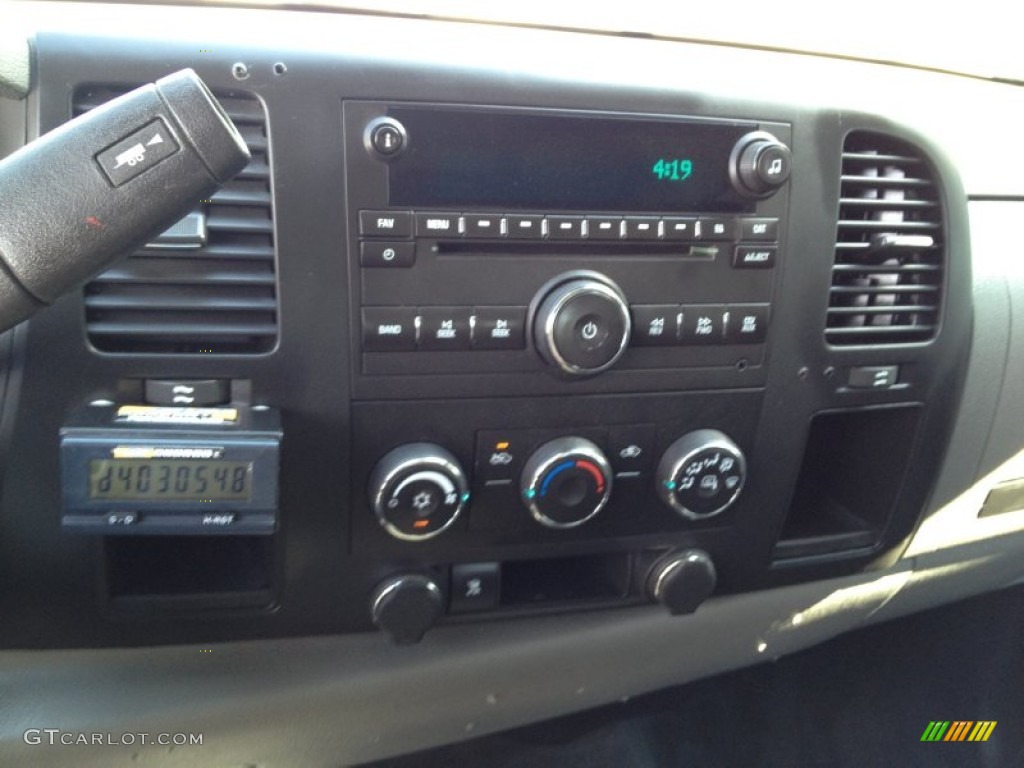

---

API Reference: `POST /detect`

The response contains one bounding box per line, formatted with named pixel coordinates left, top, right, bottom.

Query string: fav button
left=359, top=210, right=412, bottom=237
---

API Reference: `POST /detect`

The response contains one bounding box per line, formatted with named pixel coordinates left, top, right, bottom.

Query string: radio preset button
left=416, top=213, right=461, bottom=237
left=630, top=304, right=680, bottom=346
left=507, top=215, right=544, bottom=239
left=359, top=210, right=412, bottom=238
left=733, top=245, right=777, bottom=269
left=360, top=241, right=416, bottom=268
left=586, top=216, right=623, bottom=240
left=740, top=218, right=779, bottom=242
left=362, top=307, right=417, bottom=351
left=680, top=305, right=727, bottom=344
left=726, top=304, right=769, bottom=344
left=546, top=216, right=586, bottom=239
left=624, top=217, right=661, bottom=240
left=698, top=218, right=736, bottom=241
left=472, top=307, right=527, bottom=350
left=419, top=307, right=472, bottom=350
left=662, top=217, right=700, bottom=241
left=464, top=214, right=506, bottom=238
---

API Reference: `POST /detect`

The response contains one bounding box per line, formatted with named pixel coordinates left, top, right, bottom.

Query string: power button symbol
left=575, top=315, right=608, bottom=351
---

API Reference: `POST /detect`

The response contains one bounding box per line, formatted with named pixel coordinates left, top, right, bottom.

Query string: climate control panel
left=365, top=428, right=747, bottom=543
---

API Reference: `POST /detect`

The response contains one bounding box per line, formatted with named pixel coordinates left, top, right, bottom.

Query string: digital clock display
left=387, top=107, right=755, bottom=213
left=89, top=459, right=253, bottom=502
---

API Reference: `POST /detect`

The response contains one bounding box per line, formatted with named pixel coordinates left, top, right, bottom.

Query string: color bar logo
left=921, top=721, right=997, bottom=742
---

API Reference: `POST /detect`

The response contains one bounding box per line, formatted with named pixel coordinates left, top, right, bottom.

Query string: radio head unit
left=344, top=102, right=791, bottom=394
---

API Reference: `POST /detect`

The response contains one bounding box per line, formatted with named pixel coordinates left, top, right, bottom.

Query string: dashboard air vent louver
left=75, top=86, right=277, bottom=354
left=826, top=131, right=943, bottom=346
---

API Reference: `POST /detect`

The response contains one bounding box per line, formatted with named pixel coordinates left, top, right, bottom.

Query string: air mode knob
left=532, top=271, right=631, bottom=376
left=521, top=437, right=613, bottom=528
left=730, top=131, right=792, bottom=198
left=656, top=429, right=746, bottom=520
left=369, top=443, right=469, bottom=541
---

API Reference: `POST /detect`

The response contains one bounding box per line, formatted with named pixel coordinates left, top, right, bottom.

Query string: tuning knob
left=647, top=549, right=717, bottom=615
left=730, top=131, right=792, bottom=198
left=370, top=574, right=444, bottom=644
left=520, top=437, right=613, bottom=528
left=532, top=271, right=631, bottom=376
left=369, top=443, right=469, bottom=541
left=656, top=429, right=746, bottom=520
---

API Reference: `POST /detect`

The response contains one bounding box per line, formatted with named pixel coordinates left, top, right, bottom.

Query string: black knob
left=364, top=116, right=407, bottom=159
left=656, top=429, right=746, bottom=520
left=369, top=443, right=469, bottom=541
left=520, top=437, right=613, bottom=528
left=532, top=271, right=631, bottom=376
left=730, top=131, right=792, bottom=198
left=370, top=574, right=443, bottom=644
left=647, top=550, right=717, bottom=615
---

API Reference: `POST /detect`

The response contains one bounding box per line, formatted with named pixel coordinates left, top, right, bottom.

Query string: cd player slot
left=434, top=241, right=718, bottom=260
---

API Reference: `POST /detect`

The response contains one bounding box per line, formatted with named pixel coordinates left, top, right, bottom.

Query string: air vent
left=75, top=86, right=278, bottom=354
left=826, top=132, right=944, bottom=346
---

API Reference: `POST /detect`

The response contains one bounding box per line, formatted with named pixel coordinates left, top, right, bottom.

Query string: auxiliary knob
left=730, top=131, right=792, bottom=198
left=370, top=574, right=443, bottom=644
left=369, top=443, right=469, bottom=541
left=647, top=549, right=717, bottom=615
left=532, top=271, right=631, bottom=376
left=520, top=437, right=613, bottom=528
left=656, top=429, right=746, bottom=520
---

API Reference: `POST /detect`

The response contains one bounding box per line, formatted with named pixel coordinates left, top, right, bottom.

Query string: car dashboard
left=2, top=3, right=1024, bottom=766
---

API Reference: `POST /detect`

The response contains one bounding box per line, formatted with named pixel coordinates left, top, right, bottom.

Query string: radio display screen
left=387, top=107, right=756, bottom=213
left=88, top=459, right=253, bottom=502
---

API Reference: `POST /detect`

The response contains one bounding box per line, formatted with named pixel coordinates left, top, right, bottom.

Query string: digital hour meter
left=60, top=404, right=281, bottom=535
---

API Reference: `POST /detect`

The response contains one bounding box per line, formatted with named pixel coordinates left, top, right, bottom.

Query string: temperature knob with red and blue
left=520, top=437, right=613, bottom=528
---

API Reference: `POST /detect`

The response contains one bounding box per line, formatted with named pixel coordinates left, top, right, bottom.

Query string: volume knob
left=532, top=271, right=631, bottom=377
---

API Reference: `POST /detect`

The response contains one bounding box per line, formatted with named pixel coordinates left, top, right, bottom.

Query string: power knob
left=369, top=443, right=469, bottom=541
left=531, top=271, right=631, bottom=376
left=656, top=429, right=746, bottom=520
left=520, top=437, right=613, bottom=528
left=730, top=131, right=792, bottom=198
